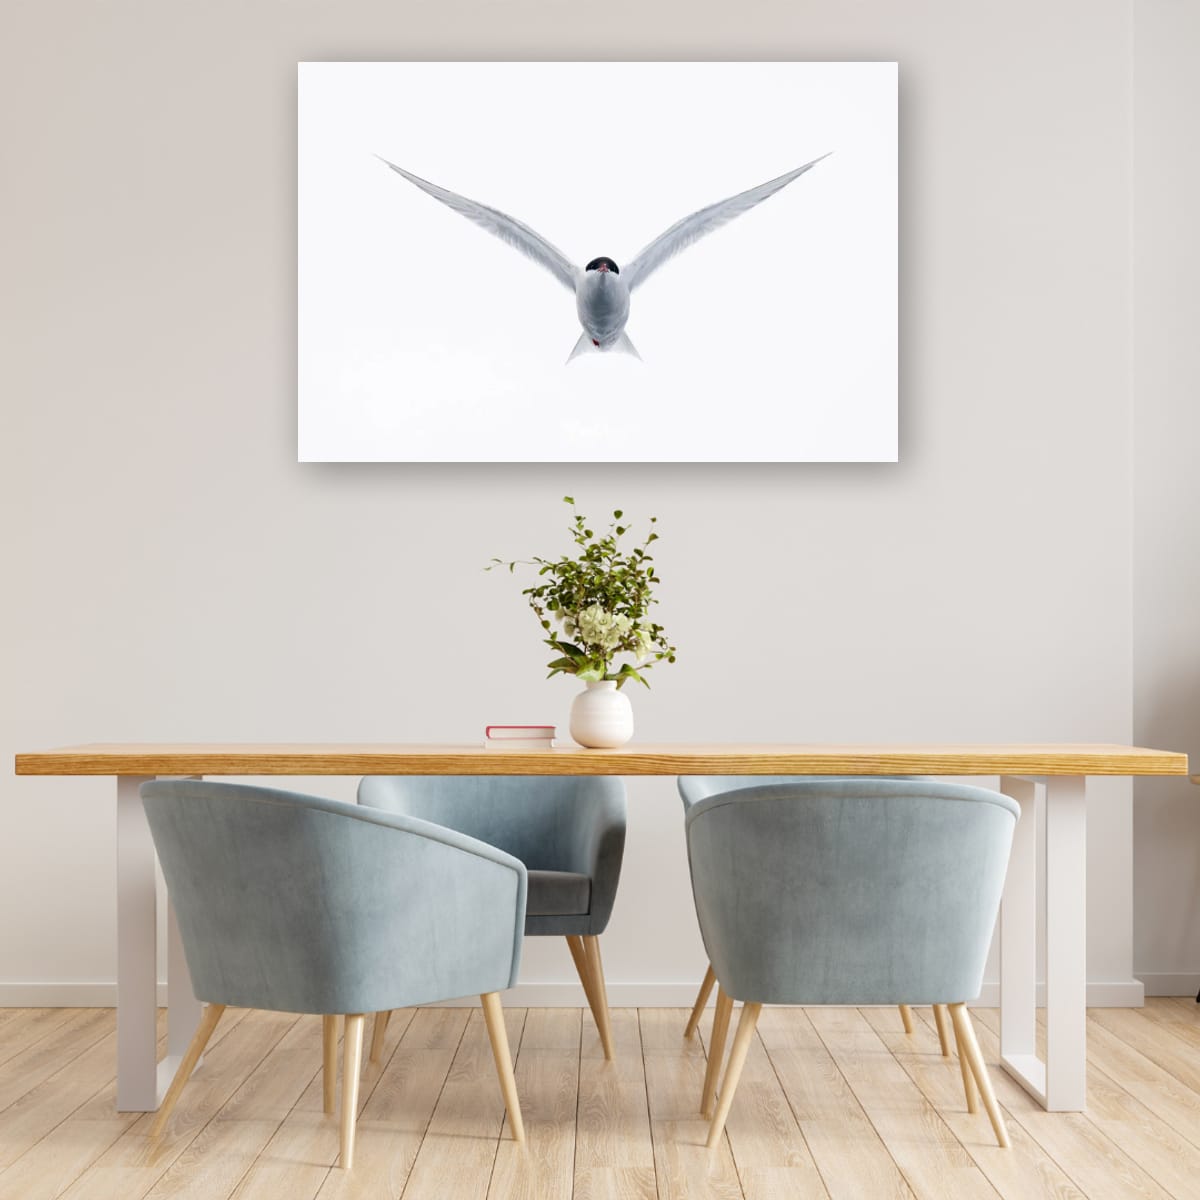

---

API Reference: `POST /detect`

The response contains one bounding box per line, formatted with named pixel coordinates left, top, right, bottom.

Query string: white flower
left=576, top=604, right=633, bottom=652
left=633, top=627, right=654, bottom=663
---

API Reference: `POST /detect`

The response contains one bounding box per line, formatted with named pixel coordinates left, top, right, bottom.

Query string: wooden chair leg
left=685, top=965, right=717, bottom=1040
left=951, top=1009, right=979, bottom=1113
left=948, top=1003, right=1009, bottom=1148
left=565, top=933, right=590, bottom=989
left=566, top=935, right=606, bottom=1054
left=706, top=1002, right=762, bottom=1149
left=369, top=1010, right=392, bottom=1064
left=933, top=1004, right=953, bottom=1057
left=339, top=1014, right=365, bottom=1168
left=898, top=1004, right=915, bottom=1034
left=481, top=992, right=525, bottom=1143
left=582, top=935, right=616, bottom=1061
left=700, top=986, right=734, bottom=1118
left=150, top=1003, right=225, bottom=1137
left=323, top=1014, right=339, bottom=1113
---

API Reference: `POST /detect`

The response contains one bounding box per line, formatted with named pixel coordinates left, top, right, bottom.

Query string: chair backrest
left=686, top=779, right=1018, bottom=1005
left=678, top=774, right=922, bottom=809
left=142, top=780, right=526, bottom=1015
left=357, top=775, right=626, bottom=871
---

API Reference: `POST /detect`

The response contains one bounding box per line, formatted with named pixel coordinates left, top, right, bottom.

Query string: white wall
left=1132, top=0, right=1200, bottom=997
left=0, top=0, right=1150, bottom=1005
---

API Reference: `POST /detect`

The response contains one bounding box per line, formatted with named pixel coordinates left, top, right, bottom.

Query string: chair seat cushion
left=527, top=870, right=591, bottom=916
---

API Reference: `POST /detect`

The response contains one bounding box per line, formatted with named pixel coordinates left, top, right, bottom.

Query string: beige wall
left=1, top=0, right=1149, bottom=1003
left=1132, top=0, right=1200, bottom=996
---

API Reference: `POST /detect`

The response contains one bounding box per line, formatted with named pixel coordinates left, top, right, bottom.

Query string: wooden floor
left=2, top=999, right=1200, bottom=1199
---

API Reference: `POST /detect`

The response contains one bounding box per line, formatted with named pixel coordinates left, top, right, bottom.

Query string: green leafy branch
left=488, top=497, right=677, bottom=687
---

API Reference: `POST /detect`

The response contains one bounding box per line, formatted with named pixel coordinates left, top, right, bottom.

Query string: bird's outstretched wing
left=622, top=153, right=831, bottom=293
left=377, top=157, right=578, bottom=292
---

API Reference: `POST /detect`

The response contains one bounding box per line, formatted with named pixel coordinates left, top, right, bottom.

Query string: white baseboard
left=0, top=978, right=1155, bottom=1008
left=973, top=979, right=1146, bottom=1007
left=449, top=983, right=696, bottom=1007
left=0, top=983, right=130, bottom=1007
left=0, top=982, right=711, bottom=1008
left=1137, top=973, right=1200, bottom=997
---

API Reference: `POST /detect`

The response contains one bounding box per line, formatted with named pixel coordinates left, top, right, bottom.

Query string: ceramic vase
left=569, top=680, right=634, bottom=748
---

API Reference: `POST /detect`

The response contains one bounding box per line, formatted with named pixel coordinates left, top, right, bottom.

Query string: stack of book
left=484, top=725, right=557, bottom=750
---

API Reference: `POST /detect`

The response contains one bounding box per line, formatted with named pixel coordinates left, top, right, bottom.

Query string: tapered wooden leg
left=566, top=934, right=590, bottom=989
left=369, top=1010, right=392, bottom=1064
left=582, top=935, right=616, bottom=1061
left=700, top=986, right=734, bottom=1118
left=706, top=1002, right=762, bottom=1149
left=685, top=965, right=717, bottom=1040
left=952, top=1010, right=979, bottom=1113
left=149, top=1003, right=225, bottom=1137
left=323, top=1015, right=339, bottom=1113
left=566, top=936, right=607, bottom=1055
left=339, top=1014, right=365, bottom=1168
left=898, top=1004, right=915, bottom=1034
left=933, top=1004, right=953, bottom=1056
left=481, top=992, right=525, bottom=1143
left=949, top=1003, right=1009, bottom=1148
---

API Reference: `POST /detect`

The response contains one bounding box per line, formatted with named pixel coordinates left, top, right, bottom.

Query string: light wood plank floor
left=1, top=1000, right=1199, bottom=1200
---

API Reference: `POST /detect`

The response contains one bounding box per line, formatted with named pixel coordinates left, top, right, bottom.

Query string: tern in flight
left=377, top=153, right=830, bottom=363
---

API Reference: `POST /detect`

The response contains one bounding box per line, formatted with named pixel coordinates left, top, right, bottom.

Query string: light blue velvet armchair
left=685, top=778, right=1018, bottom=1148
left=140, top=780, right=527, bottom=1167
left=678, top=774, right=940, bottom=1053
left=359, top=774, right=626, bottom=1059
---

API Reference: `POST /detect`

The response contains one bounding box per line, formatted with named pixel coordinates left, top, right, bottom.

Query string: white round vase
left=569, top=680, right=634, bottom=748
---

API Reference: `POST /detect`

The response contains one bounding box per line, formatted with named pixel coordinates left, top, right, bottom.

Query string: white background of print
left=298, top=61, right=897, bottom=461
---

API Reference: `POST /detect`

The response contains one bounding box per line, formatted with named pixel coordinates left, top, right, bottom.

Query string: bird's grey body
left=377, top=153, right=829, bottom=362
left=576, top=269, right=631, bottom=350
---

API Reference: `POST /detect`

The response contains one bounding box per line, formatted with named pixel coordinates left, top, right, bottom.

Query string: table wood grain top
left=13, top=742, right=1189, bottom=777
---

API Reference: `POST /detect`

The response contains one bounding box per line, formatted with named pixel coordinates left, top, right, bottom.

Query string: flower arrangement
left=491, top=498, right=676, bottom=688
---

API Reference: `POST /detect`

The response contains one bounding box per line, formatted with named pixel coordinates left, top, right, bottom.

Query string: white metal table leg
left=117, top=774, right=203, bottom=1111
left=1044, top=775, right=1088, bottom=1110
left=116, top=774, right=157, bottom=1111
left=998, top=775, right=1042, bottom=1100
left=998, top=774, right=1089, bottom=1111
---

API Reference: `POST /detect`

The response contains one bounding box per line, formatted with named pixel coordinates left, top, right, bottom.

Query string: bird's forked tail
left=566, top=331, right=642, bottom=364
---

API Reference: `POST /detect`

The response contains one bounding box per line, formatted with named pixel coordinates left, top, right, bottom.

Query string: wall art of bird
left=377, top=153, right=831, bottom=363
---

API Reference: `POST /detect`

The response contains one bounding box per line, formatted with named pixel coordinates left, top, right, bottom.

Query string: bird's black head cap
left=585, top=256, right=620, bottom=274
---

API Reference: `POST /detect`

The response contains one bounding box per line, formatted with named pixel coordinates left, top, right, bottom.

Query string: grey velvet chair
left=677, top=775, right=946, bottom=1056
left=140, top=780, right=527, bottom=1168
left=685, top=778, right=1017, bottom=1149
left=359, top=774, right=625, bottom=1059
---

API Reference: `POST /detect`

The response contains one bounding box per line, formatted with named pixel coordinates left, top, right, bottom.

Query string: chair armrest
left=361, top=805, right=528, bottom=995
left=567, top=779, right=626, bottom=934
left=277, top=792, right=528, bottom=990
left=337, top=797, right=529, bottom=879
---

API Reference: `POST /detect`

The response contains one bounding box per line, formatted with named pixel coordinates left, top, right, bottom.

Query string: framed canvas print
left=298, top=61, right=897, bottom=462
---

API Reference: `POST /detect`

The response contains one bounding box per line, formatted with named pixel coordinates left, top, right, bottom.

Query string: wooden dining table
left=14, top=741, right=1188, bottom=1115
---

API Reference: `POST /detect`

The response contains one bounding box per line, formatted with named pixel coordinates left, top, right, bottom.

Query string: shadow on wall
left=1134, top=658, right=1200, bottom=980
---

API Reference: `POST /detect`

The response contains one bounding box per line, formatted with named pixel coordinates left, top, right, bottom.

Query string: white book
left=483, top=736, right=557, bottom=750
